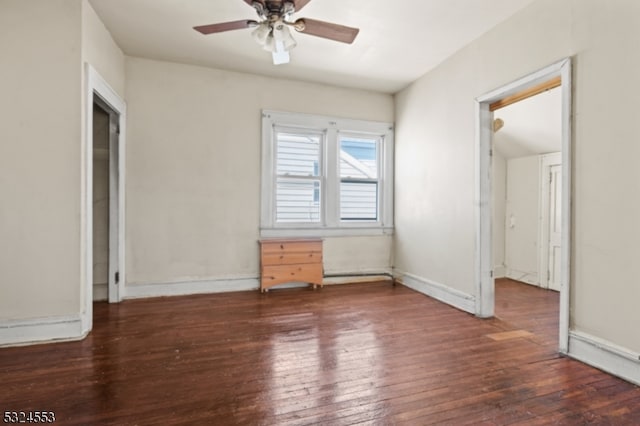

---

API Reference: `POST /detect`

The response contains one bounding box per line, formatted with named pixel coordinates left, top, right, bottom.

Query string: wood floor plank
left=486, top=329, right=534, bottom=341
left=1, top=279, right=639, bottom=424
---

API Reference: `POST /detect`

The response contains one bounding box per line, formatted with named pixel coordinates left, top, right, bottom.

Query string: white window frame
left=261, top=110, right=394, bottom=238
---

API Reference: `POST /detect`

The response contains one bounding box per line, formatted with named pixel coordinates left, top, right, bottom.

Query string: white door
left=547, top=164, right=562, bottom=291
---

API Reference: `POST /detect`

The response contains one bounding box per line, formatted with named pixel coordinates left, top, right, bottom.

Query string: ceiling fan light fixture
left=263, top=33, right=275, bottom=51
left=251, top=22, right=271, bottom=45
left=263, top=33, right=291, bottom=65
left=282, top=1, right=295, bottom=17
left=271, top=49, right=290, bottom=65
left=272, top=21, right=297, bottom=51
left=193, top=0, right=361, bottom=65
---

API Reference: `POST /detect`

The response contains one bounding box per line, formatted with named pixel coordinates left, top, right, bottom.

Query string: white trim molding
left=493, top=265, right=506, bottom=279
left=260, top=226, right=394, bottom=238
left=260, top=110, right=394, bottom=238
left=124, top=277, right=260, bottom=299
left=125, top=272, right=395, bottom=298
left=505, top=269, right=538, bottom=286
left=569, top=331, right=640, bottom=386
left=394, top=271, right=476, bottom=314
left=0, top=315, right=86, bottom=347
left=475, top=57, right=572, bottom=349
left=84, top=64, right=127, bottom=335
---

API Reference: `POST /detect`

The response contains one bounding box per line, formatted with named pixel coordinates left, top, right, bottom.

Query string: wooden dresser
left=259, top=238, right=323, bottom=293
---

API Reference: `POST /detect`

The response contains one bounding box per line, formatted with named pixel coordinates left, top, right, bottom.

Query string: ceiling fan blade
left=292, top=0, right=312, bottom=12
left=294, top=18, right=359, bottom=44
left=194, top=20, right=256, bottom=35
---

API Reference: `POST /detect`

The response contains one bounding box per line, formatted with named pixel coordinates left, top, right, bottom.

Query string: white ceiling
left=493, top=86, right=562, bottom=159
left=89, top=0, right=537, bottom=93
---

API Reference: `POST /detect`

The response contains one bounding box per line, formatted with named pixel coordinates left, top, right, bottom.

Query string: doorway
left=492, top=88, right=562, bottom=291
left=84, top=65, right=127, bottom=334
left=92, top=103, right=110, bottom=301
left=92, top=100, right=120, bottom=303
left=475, top=58, right=572, bottom=354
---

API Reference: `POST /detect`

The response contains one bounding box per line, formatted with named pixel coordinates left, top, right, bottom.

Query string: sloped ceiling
left=493, top=87, right=562, bottom=159
left=89, top=0, right=536, bottom=93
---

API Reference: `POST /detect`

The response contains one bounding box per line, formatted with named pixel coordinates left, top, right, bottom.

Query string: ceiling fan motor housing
left=252, top=1, right=296, bottom=19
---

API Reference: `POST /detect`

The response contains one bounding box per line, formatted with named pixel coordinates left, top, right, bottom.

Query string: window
left=340, top=136, right=379, bottom=221
left=275, top=131, right=322, bottom=223
left=261, top=111, right=394, bottom=237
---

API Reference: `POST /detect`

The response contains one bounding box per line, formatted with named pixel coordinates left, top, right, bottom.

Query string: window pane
left=340, top=137, right=378, bottom=179
left=276, top=132, right=320, bottom=177
left=340, top=181, right=377, bottom=220
left=276, top=179, right=321, bottom=223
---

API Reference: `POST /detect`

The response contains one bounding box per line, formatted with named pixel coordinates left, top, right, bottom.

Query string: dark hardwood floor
left=2, top=279, right=639, bottom=425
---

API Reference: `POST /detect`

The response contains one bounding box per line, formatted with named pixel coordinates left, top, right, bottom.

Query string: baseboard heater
left=322, top=272, right=396, bottom=285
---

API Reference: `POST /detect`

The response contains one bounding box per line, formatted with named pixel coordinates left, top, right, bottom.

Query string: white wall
left=124, top=57, right=394, bottom=290
left=0, top=0, right=83, bottom=321
left=81, top=0, right=125, bottom=99
left=0, top=0, right=126, bottom=345
left=5, top=0, right=640, bottom=380
left=570, top=1, right=640, bottom=355
left=505, top=155, right=540, bottom=285
left=323, top=236, right=393, bottom=276
left=395, top=0, right=640, bottom=354
left=81, top=0, right=125, bottom=309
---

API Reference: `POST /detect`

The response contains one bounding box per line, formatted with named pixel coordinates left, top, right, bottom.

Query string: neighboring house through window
left=261, top=110, right=394, bottom=237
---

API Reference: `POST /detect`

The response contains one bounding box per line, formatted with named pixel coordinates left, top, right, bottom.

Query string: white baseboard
left=124, top=277, right=260, bottom=299
left=125, top=272, right=395, bottom=298
left=394, top=271, right=476, bottom=314
left=569, top=330, right=640, bottom=386
left=0, top=315, right=85, bottom=347
left=506, top=269, right=539, bottom=286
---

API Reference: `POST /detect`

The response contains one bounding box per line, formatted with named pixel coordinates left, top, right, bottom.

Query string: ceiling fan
left=194, top=0, right=360, bottom=65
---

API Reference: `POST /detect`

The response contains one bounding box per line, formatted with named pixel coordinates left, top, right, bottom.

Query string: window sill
left=260, top=226, right=394, bottom=239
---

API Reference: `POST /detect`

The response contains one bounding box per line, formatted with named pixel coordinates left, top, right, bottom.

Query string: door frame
left=475, top=58, right=572, bottom=353
left=83, top=64, right=127, bottom=334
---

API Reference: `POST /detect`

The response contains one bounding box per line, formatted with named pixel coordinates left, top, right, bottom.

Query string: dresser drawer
left=261, top=240, right=323, bottom=254
left=261, top=263, right=323, bottom=287
left=262, top=251, right=322, bottom=266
